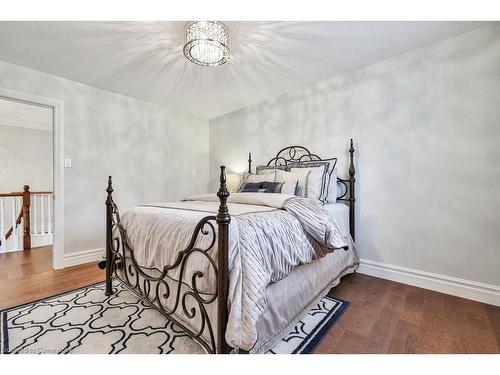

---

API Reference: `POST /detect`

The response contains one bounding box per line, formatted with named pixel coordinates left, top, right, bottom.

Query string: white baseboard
left=63, top=248, right=104, bottom=268
left=31, top=234, right=53, bottom=248
left=357, top=258, right=500, bottom=307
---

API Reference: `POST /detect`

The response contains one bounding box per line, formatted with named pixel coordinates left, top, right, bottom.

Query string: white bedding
left=253, top=202, right=357, bottom=352
left=120, top=193, right=350, bottom=350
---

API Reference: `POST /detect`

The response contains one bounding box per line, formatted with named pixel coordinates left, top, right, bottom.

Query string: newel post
left=348, top=139, right=356, bottom=241
left=105, top=176, right=114, bottom=296
left=22, top=185, right=31, bottom=250
left=216, top=166, right=231, bottom=354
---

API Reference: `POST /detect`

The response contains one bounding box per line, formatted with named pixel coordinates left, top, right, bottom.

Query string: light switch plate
left=64, top=158, right=72, bottom=168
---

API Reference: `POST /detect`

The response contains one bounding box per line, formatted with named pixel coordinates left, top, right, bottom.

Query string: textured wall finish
left=0, top=60, right=209, bottom=256
left=209, top=25, right=500, bottom=286
left=0, top=123, right=52, bottom=192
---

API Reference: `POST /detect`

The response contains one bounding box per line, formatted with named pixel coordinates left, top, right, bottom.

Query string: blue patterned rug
left=0, top=280, right=348, bottom=354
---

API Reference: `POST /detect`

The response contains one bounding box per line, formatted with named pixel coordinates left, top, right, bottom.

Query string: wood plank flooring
left=0, top=246, right=104, bottom=309
left=0, top=247, right=498, bottom=353
left=321, top=273, right=500, bottom=353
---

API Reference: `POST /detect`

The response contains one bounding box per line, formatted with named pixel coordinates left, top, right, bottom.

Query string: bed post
left=105, top=176, right=114, bottom=296
left=248, top=152, right=252, bottom=174
left=348, top=139, right=356, bottom=241
left=216, top=166, right=231, bottom=354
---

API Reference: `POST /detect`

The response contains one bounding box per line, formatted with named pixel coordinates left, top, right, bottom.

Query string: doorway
left=0, top=89, right=63, bottom=270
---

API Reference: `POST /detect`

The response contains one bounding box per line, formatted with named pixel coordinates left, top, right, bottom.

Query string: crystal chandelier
left=183, top=21, right=230, bottom=67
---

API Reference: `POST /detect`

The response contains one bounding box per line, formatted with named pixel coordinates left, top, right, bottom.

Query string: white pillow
left=289, top=165, right=325, bottom=200
left=256, top=165, right=286, bottom=175
left=287, top=159, right=337, bottom=203
left=274, top=169, right=300, bottom=195
left=327, top=169, right=338, bottom=203
left=237, top=173, right=276, bottom=193
left=244, top=173, right=275, bottom=184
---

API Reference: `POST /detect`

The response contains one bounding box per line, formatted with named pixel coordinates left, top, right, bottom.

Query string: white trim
left=63, top=248, right=104, bottom=268
left=357, top=258, right=500, bottom=307
left=0, top=88, right=64, bottom=269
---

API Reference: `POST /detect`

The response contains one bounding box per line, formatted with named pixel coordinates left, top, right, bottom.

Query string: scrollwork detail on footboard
left=106, top=199, right=219, bottom=354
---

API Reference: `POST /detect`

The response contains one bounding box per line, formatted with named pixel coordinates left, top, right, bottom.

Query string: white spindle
left=33, top=194, right=38, bottom=235
left=47, top=195, right=52, bottom=234
left=17, top=197, right=22, bottom=249
left=11, top=197, right=18, bottom=251
left=40, top=195, right=45, bottom=234
left=0, top=198, right=5, bottom=252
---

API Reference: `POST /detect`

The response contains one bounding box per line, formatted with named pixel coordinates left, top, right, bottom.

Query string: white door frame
left=0, top=87, right=65, bottom=269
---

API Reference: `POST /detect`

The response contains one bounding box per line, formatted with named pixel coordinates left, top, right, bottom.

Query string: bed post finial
left=248, top=153, right=252, bottom=174
left=217, top=166, right=230, bottom=221
left=348, top=139, right=356, bottom=241
left=105, top=176, right=114, bottom=296
left=106, top=176, right=113, bottom=198
left=216, top=166, right=231, bottom=354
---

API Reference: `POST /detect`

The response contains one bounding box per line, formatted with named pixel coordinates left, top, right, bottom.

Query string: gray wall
left=0, top=124, right=52, bottom=192
left=0, top=60, right=209, bottom=255
left=209, top=24, right=500, bottom=286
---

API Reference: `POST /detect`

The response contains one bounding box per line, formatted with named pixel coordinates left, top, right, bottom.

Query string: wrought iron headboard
left=247, top=139, right=356, bottom=240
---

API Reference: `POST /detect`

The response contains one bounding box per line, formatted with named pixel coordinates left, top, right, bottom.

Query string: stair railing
left=0, top=186, right=53, bottom=253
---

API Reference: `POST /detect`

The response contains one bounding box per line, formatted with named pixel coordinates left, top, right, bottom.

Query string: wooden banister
left=22, top=185, right=31, bottom=249
left=3, top=210, right=22, bottom=243
left=0, top=192, right=23, bottom=198
left=0, top=186, right=56, bottom=250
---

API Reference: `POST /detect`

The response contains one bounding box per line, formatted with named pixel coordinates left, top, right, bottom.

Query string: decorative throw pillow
left=287, top=159, right=337, bottom=203
left=236, top=171, right=251, bottom=192
left=287, top=165, right=325, bottom=200
left=256, top=165, right=287, bottom=175
left=261, top=181, right=284, bottom=193
left=274, top=169, right=302, bottom=195
left=239, top=182, right=262, bottom=192
left=239, top=181, right=284, bottom=193
left=237, top=173, right=275, bottom=192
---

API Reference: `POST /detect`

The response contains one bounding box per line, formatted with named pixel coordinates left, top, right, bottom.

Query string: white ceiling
left=0, top=21, right=489, bottom=118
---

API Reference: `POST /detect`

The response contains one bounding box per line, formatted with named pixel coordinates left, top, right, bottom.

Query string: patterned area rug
left=1, top=280, right=348, bottom=354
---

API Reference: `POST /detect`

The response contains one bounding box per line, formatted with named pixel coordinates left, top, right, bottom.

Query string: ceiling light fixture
left=183, top=21, right=230, bottom=67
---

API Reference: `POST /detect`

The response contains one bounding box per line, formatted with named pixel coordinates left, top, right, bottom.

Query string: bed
left=100, top=140, right=357, bottom=354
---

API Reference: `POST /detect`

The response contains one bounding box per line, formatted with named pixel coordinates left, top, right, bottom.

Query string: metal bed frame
left=100, top=139, right=355, bottom=354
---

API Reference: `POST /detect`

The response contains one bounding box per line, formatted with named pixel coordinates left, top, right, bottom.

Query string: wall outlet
left=64, top=158, right=72, bottom=168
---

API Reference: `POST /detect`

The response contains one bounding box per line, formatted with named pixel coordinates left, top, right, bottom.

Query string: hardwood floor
left=0, top=247, right=498, bottom=353
left=320, top=272, right=500, bottom=353
left=0, top=245, right=104, bottom=309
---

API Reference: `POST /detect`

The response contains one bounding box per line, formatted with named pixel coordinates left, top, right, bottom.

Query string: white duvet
left=120, top=193, right=347, bottom=350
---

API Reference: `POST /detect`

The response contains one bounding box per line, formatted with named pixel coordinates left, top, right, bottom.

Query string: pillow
left=261, top=181, right=284, bottom=193
left=237, top=174, right=274, bottom=192
left=256, top=165, right=287, bottom=175
left=286, top=165, right=325, bottom=200
left=241, top=173, right=274, bottom=185
left=274, top=169, right=302, bottom=195
left=287, top=158, right=337, bottom=203
left=236, top=171, right=251, bottom=191
left=328, top=169, right=338, bottom=203
left=239, top=181, right=284, bottom=193
left=239, top=182, right=262, bottom=192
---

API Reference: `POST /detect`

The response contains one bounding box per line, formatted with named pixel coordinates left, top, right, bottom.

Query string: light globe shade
left=183, top=21, right=230, bottom=67
left=226, top=173, right=241, bottom=193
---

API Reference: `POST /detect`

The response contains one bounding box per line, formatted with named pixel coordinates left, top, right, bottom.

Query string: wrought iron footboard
left=101, top=166, right=231, bottom=354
